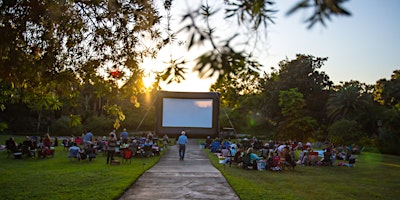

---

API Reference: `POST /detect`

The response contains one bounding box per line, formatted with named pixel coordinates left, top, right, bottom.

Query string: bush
left=85, top=116, right=114, bottom=135
left=50, top=116, right=84, bottom=136
left=378, top=129, right=400, bottom=155
left=328, top=119, right=366, bottom=145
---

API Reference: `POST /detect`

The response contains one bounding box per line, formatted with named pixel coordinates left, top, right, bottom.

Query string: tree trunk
left=36, top=109, right=42, bottom=133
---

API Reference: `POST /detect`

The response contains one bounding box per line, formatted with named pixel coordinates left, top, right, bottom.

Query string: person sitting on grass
left=68, top=143, right=81, bottom=160
left=246, top=148, right=260, bottom=170
left=282, top=147, right=296, bottom=170
left=205, top=136, right=212, bottom=149
left=5, top=137, right=20, bottom=155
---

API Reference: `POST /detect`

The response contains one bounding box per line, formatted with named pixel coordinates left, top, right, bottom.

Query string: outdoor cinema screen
left=162, top=98, right=213, bottom=128
left=155, top=91, right=220, bottom=138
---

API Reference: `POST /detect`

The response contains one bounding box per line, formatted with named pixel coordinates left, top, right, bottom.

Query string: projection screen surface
left=162, top=98, right=213, bottom=128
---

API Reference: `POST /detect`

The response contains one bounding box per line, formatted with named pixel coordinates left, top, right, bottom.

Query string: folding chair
left=122, top=149, right=133, bottom=164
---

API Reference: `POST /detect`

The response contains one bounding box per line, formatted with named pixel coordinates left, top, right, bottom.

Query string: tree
left=0, top=0, right=162, bottom=109
left=209, top=60, right=264, bottom=134
left=0, top=0, right=353, bottom=109
left=372, top=70, right=400, bottom=155
left=326, top=84, right=371, bottom=121
left=172, top=0, right=351, bottom=81
left=255, top=55, right=332, bottom=138
left=373, top=70, right=400, bottom=107
left=328, top=119, right=365, bottom=146
left=278, top=88, right=317, bottom=141
left=0, top=0, right=355, bottom=135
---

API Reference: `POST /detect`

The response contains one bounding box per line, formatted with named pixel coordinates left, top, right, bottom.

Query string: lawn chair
left=122, top=149, right=133, bottom=164
left=38, top=147, right=55, bottom=159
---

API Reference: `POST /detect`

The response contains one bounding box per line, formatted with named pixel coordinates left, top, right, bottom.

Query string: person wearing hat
left=177, top=131, right=188, bottom=160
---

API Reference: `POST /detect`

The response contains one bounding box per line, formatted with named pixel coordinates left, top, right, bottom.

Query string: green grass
left=205, top=149, right=400, bottom=200
left=2, top=136, right=400, bottom=200
left=0, top=135, right=160, bottom=200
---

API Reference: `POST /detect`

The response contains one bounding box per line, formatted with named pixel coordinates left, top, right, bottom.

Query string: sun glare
left=142, top=75, right=154, bottom=89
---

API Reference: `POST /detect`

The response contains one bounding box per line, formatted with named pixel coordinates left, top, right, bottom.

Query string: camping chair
left=38, top=147, right=55, bottom=159
left=122, top=149, right=133, bottom=164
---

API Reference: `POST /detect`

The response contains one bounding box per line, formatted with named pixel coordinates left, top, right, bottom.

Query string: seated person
left=352, top=144, right=360, bottom=154
left=5, top=137, right=20, bottom=154
left=230, top=146, right=237, bottom=159
left=282, top=148, right=296, bottom=170
left=266, top=152, right=282, bottom=171
left=222, top=140, right=231, bottom=149
left=246, top=148, right=261, bottom=170
left=129, top=139, right=139, bottom=156
left=266, top=152, right=275, bottom=169
left=210, top=139, right=221, bottom=153
left=143, top=139, right=153, bottom=157
left=220, top=146, right=234, bottom=164
left=321, top=150, right=333, bottom=166
left=21, top=136, right=36, bottom=158
left=43, top=133, right=52, bottom=149
left=231, top=147, right=244, bottom=166
left=205, top=136, right=212, bottom=149
left=259, top=145, right=269, bottom=159
left=83, top=142, right=96, bottom=160
left=296, top=150, right=305, bottom=165
left=221, top=146, right=230, bottom=157
left=68, top=143, right=81, bottom=159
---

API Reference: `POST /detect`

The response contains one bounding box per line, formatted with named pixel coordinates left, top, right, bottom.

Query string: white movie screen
left=162, top=98, right=213, bottom=128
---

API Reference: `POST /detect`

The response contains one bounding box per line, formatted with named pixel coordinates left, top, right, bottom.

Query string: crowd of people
left=65, top=129, right=164, bottom=163
left=207, top=136, right=360, bottom=171
left=3, top=128, right=167, bottom=163
left=4, top=133, right=59, bottom=159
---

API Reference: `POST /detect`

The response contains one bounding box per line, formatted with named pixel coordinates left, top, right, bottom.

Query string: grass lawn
left=0, top=135, right=161, bottom=200
left=205, top=148, right=400, bottom=200
left=2, top=136, right=400, bottom=200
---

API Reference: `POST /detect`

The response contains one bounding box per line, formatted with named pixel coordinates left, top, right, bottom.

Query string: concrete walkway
left=119, top=139, right=239, bottom=200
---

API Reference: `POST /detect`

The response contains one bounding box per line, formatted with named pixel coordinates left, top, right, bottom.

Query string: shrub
left=378, top=128, right=400, bottom=155
left=85, top=116, right=114, bottom=135
left=50, top=116, right=84, bottom=136
left=328, top=119, right=366, bottom=145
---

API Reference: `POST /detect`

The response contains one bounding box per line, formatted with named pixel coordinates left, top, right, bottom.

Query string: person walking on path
left=178, top=131, right=188, bottom=160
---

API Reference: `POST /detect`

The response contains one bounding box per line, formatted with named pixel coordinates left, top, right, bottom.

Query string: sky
left=144, top=0, right=400, bottom=92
